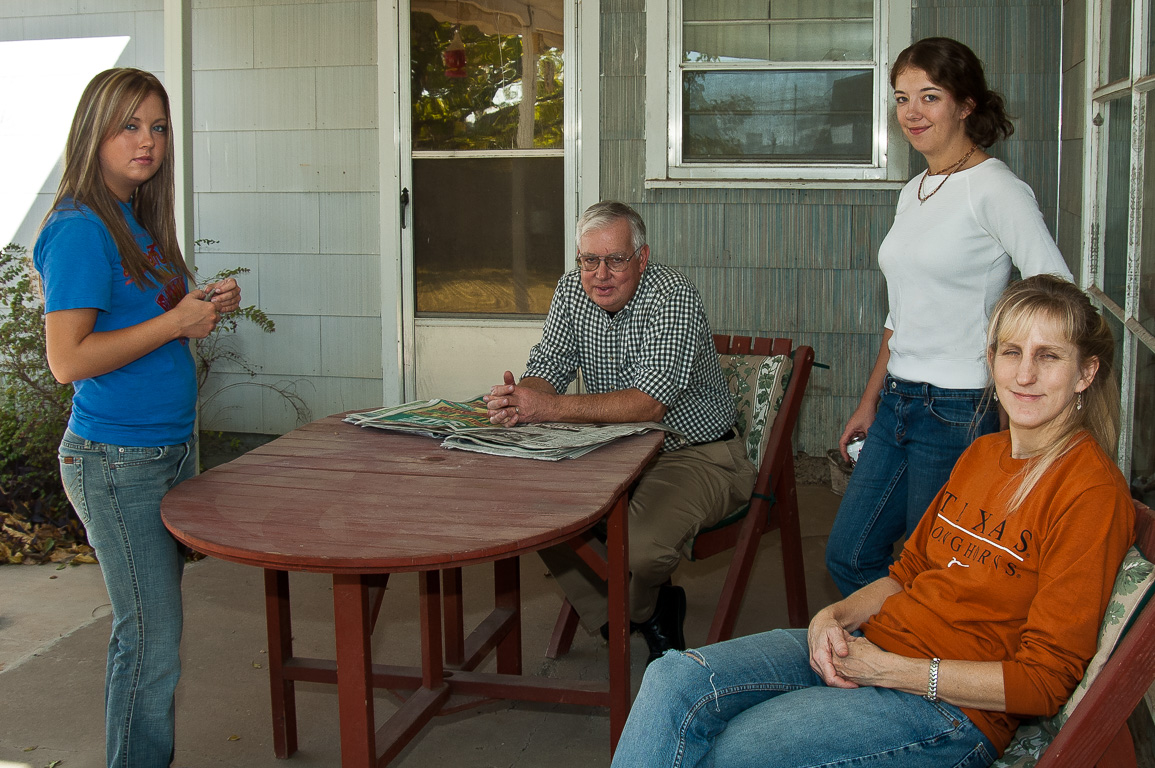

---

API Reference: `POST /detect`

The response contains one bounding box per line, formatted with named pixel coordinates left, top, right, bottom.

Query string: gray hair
left=575, top=201, right=647, bottom=252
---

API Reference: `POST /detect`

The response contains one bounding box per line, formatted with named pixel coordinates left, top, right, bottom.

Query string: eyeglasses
left=575, top=245, right=643, bottom=273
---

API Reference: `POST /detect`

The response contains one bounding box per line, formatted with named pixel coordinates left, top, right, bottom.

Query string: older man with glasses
left=484, top=200, right=756, bottom=664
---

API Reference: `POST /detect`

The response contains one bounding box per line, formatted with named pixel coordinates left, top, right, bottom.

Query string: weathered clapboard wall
left=599, top=0, right=1066, bottom=455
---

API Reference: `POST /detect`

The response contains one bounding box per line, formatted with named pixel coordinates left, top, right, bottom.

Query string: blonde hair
left=985, top=274, right=1120, bottom=512
left=44, top=68, right=191, bottom=287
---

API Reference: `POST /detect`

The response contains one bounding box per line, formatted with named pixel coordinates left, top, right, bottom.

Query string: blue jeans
left=611, top=629, right=996, bottom=768
left=825, top=376, right=998, bottom=596
left=59, top=429, right=197, bottom=768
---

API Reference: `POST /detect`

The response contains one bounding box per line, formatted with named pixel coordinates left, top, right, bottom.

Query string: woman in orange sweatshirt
left=611, top=274, right=1134, bottom=768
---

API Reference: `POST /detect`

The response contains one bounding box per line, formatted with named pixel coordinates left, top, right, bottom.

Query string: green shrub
left=0, top=243, right=74, bottom=526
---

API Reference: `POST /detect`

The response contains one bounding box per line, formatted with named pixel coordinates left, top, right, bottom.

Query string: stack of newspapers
left=343, top=397, right=671, bottom=461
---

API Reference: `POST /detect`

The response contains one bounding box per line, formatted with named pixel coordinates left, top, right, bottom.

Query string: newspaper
left=344, top=397, right=674, bottom=460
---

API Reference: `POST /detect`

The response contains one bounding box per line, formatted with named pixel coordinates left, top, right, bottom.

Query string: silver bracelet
left=925, top=657, right=940, bottom=703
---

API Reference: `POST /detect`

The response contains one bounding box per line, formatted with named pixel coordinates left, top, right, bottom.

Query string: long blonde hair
left=985, top=275, right=1120, bottom=512
left=45, top=67, right=191, bottom=287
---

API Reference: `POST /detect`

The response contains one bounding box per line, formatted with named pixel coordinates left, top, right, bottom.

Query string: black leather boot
left=636, top=584, right=687, bottom=665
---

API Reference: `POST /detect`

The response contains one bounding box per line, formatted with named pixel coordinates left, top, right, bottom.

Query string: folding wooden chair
left=545, top=336, right=814, bottom=657
left=996, top=500, right=1155, bottom=768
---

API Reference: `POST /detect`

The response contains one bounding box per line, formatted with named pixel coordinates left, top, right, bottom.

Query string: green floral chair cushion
left=992, top=545, right=1155, bottom=767
left=718, top=353, right=792, bottom=470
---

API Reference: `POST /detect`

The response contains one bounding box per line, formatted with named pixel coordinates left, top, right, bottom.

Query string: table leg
left=442, top=568, right=464, bottom=666
left=332, top=573, right=376, bottom=768
left=418, top=570, right=445, bottom=689
left=494, top=557, right=521, bottom=675
left=264, top=569, right=297, bottom=758
left=606, top=493, right=631, bottom=752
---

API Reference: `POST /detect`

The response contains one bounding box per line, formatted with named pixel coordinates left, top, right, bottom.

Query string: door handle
left=400, top=187, right=410, bottom=229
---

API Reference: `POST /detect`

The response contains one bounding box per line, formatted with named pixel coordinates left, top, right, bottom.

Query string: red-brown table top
left=161, top=415, right=663, bottom=574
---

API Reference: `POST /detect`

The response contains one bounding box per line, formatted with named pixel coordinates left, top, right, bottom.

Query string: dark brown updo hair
left=890, top=37, right=1014, bottom=148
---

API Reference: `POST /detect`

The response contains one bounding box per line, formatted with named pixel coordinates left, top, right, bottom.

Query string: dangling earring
left=1076, top=392, right=1083, bottom=411
left=993, top=391, right=999, bottom=403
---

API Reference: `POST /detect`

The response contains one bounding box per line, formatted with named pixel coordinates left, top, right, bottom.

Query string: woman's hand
left=171, top=290, right=221, bottom=340
left=830, top=635, right=917, bottom=689
left=203, top=277, right=241, bottom=314
left=807, top=609, right=858, bottom=689
left=838, top=404, right=875, bottom=462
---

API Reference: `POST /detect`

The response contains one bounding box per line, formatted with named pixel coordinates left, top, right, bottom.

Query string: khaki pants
left=539, top=437, right=757, bottom=630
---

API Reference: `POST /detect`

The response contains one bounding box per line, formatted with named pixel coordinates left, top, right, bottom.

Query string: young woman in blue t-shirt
left=33, top=68, right=240, bottom=768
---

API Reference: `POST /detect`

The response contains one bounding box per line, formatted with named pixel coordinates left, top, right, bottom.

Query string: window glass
left=413, top=157, right=563, bottom=315
left=409, top=3, right=565, bottom=316
left=1134, top=338, right=1155, bottom=507
left=683, top=18, right=872, bottom=63
left=1143, top=89, right=1155, bottom=334
left=411, top=12, right=563, bottom=151
left=667, top=0, right=888, bottom=175
left=683, top=70, right=873, bottom=162
left=1102, top=94, right=1132, bottom=309
left=1101, top=0, right=1133, bottom=84
left=1149, top=0, right=1155, bottom=78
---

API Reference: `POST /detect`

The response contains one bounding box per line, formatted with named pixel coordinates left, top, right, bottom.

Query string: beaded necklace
left=917, top=143, right=979, bottom=204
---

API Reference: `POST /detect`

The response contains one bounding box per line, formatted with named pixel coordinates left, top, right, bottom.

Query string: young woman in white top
left=825, top=37, right=1072, bottom=596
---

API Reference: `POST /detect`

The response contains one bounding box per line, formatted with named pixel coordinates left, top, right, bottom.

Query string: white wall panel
left=252, top=3, right=319, bottom=66
left=79, top=0, right=159, bottom=11
left=0, top=18, right=24, bottom=35
left=253, top=2, right=373, bottom=68
left=192, top=6, right=253, bottom=70
left=254, top=129, right=377, bottom=192
left=316, top=65, right=376, bottom=129
left=40, top=158, right=63, bottom=195
left=415, top=324, right=547, bottom=402
left=188, top=250, right=260, bottom=301
left=303, top=375, right=386, bottom=415
left=321, top=316, right=382, bottom=377
left=257, top=252, right=378, bottom=316
left=317, top=1, right=373, bottom=65
left=214, top=312, right=321, bottom=376
left=10, top=193, right=53, bottom=250
left=192, top=0, right=322, bottom=9
left=23, top=12, right=134, bottom=39
left=319, top=192, right=379, bottom=255
left=202, top=373, right=384, bottom=435
left=0, top=1, right=79, bottom=18
left=194, top=132, right=259, bottom=192
left=198, top=371, right=265, bottom=432
left=197, top=192, right=320, bottom=254
left=130, top=10, right=163, bottom=71
left=193, top=68, right=316, bottom=131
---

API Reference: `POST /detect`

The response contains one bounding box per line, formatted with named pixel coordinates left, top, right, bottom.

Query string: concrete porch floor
left=0, top=484, right=842, bottom=768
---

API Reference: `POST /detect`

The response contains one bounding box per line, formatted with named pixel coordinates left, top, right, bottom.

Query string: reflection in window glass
left=683, top=20, right=872, bottom=63
left=684, top=0, right=872, bottom=22
left=1150, top=0, right=1155, bottom=78
left=1102, top=95, right=1132, bottom=309
left=1144, top=92, right=1155, bottom=334
left=683, top=70, right=873, bottom=162
left=410, top=11, right=563, bottom=151
left=1101, top=0, right=1132, bottom=84
left=1134, top=339, right=1155, bottom=507
left=413, top=157, right=563, bottom=315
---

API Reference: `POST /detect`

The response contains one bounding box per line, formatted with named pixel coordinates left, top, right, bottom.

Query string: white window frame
left=644, top=0, right=911, bottom=188
left=1082, top=0, right=1155, bottom=478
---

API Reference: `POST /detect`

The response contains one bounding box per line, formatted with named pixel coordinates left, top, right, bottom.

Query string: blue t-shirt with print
left=34, top=200, right=196, bottom=446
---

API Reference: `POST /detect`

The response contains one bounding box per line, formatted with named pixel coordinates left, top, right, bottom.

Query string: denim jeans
left=825, top=375, right=998, bottom=596
left=59, top=429, right=197, bottom=768
left=611, top=629, right=996, bottom=768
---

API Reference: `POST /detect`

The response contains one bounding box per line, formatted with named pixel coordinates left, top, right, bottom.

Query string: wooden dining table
left=160, top=414, right=664, bottom=767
